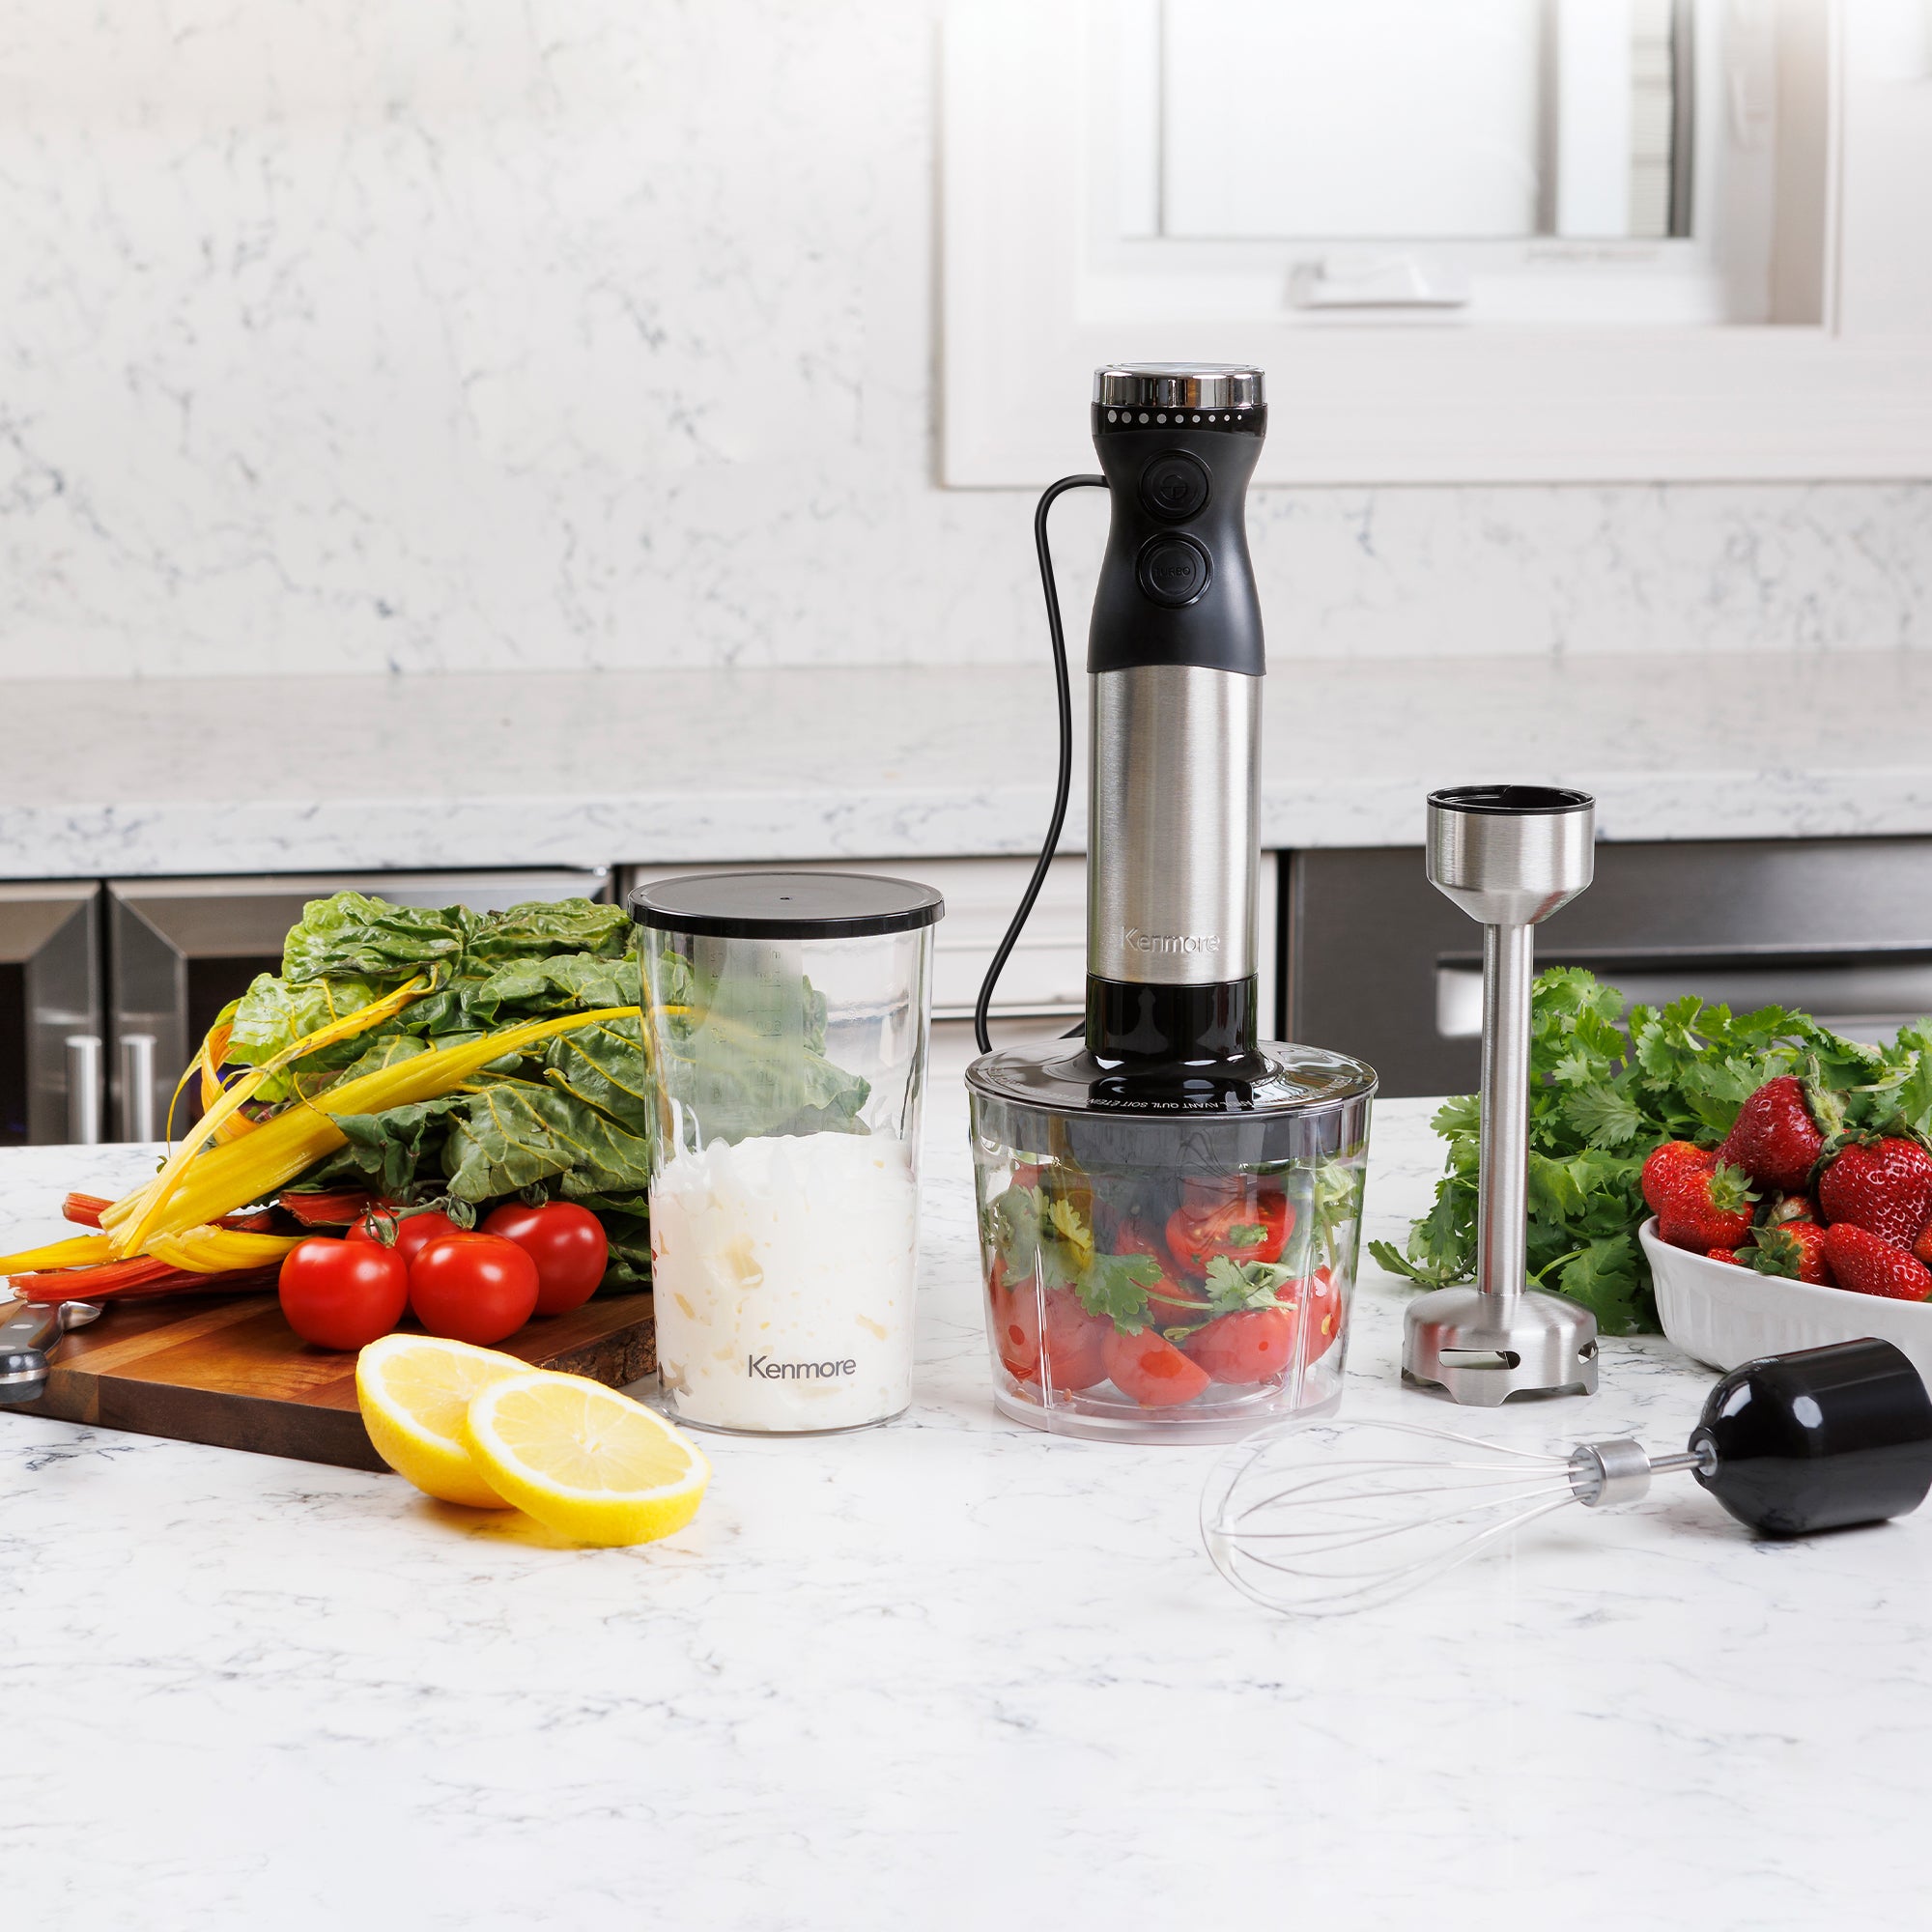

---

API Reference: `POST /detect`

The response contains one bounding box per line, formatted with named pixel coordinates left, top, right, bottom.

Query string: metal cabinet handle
left=119, top=1034, right=157, bottom=1142
left=65, top=1036, right=102, bottom=1146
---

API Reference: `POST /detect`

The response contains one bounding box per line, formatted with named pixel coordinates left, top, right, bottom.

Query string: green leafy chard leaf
left=541, top=1013, right=652, bottom=1133
left=302, top=1094, right=471, bottom=1200
left=442, top=1080, right=655, bottom=1207
left=463, top=952, right=641, bottom=1029
left=281, top=893, right=475, bottom=984
left=463, top=898, right=633, bottom=964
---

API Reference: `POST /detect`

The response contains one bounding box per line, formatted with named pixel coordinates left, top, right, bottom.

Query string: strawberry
left=1821, top=1223, right=1932, bottom=1302
left=1704, top=1247, right=1745, bottom=1265
left=1756, top=1191, right=1820, bottom=1228
left=1640, top=1140, right=1716, bottom=1217
left=1816, top=1135, right=1932, bottom=1249
left=1658, top=1160, right=1756, bottom=1252
left=1916, top=1224, right=1932, bottom=1272
left=1749, top=1220, right=1834, bottom=1287
left=1716, top=1075, right=1835, bottom=1193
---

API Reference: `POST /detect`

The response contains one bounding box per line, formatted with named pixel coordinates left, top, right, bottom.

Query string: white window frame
left=941, top=0, right=1932, bottom=486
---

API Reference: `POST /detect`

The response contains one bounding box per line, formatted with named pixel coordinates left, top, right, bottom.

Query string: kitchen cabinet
left=0, top=882, right=102, bottom=1146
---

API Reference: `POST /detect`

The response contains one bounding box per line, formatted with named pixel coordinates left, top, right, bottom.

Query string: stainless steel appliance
left=964, top=363, right=1376, bottom=1442
left=1402, top=785, right=1600, bottom=1407
left=1288, top=836, right=1932, bottom=1099
left=0, top=882, right=104, bottom=1146
left=106, top=868, right=611, bottom=1140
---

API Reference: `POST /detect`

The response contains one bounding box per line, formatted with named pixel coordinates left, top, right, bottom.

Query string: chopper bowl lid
left=628, top=870, right=944, bottom=941
left=966, top=1036, right=1374, bottom=1116
left=1094, top=364, right=1264, bottom=412
left=966, top=1037, right=1375, bottom=1172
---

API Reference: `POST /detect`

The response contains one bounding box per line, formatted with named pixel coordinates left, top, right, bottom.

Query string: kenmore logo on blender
left=748, top=1354, right=858, bottom=1379
left=1123, top=926, right=1221, bottom=955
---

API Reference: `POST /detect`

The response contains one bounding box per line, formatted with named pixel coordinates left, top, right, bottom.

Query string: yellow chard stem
left=114, top=973, right=436, bottom=1257
left=123, top=1006, right=638, bottom=1250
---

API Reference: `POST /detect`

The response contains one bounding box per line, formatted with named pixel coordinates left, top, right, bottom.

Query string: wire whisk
left=1201, top=1340, right=1932, bottom=1618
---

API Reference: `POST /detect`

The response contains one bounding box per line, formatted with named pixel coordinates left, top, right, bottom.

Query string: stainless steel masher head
left=1404, top=784, right=1598, bottom=1406
left=0, top=1297, right=103, bottom=1405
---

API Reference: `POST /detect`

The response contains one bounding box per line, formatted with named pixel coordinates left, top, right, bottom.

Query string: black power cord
left=973, top=473, right=1108, bottom=1056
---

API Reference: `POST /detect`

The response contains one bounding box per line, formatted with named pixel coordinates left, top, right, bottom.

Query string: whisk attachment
left=1204, top=1339, right=1932, bottom=1617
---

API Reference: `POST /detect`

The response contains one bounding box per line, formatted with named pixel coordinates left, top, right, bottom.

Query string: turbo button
left=1136, top=535, right=1211, bottom=608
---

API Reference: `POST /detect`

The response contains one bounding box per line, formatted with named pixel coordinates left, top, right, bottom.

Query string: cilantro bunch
left=1369, top=967, right=1932, bottom=1335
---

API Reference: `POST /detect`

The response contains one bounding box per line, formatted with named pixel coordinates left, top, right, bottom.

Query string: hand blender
left=965, top=365, right=1378, bottom=1444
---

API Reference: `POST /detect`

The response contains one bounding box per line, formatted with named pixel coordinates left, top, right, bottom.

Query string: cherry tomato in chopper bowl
left=1182, top=1306, right=1297, bottom=1385
left=1100, top=1324, right=1211, bottom=1407
left=1165, top=1184, right=1293, bottom=1276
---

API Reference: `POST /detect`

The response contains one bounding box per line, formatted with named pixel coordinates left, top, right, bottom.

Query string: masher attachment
left=1404, top=784, right=1599, bottom=1405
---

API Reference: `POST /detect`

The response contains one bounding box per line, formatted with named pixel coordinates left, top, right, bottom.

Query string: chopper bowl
left=966, top=1039, right=1375, bottom=1445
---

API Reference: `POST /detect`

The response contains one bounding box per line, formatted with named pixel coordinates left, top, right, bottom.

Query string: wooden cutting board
left=3, top=1291, right=656, bottom=1473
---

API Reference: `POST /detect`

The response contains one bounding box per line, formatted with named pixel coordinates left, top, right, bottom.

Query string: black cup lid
left=627, top=870, right=944, bottom=941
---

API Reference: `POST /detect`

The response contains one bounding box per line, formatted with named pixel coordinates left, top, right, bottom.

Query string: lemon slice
left=463, top=1373, right=711, bottom=1547
left=355, top=1333, right=529, bottom=1509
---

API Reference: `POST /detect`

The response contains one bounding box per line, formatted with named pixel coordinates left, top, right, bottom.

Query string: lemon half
left=355, top=1333, right=529, bottom=1508
left=462, top=1372, right=710, bottom=1547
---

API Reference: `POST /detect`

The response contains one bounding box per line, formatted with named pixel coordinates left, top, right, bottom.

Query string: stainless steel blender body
left=1087, top=666, right=1261, bottom=988
left=1085, top=365, right=1266, bottom=1065
left=1404, top=785, right=1599, bottom=1406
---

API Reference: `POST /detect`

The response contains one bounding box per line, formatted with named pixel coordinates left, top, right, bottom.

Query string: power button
left=1139, top=450, right=1210, bottom=522
left=1137, top=534, right=1211, bottom=608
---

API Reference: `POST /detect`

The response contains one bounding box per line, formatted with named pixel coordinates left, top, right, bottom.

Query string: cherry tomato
left=987, top=1258, right=1039, bottom=1379
left=1100, top=1324, right=1211, bottom=1408
left=347, top=1206, right=460, bottom=1267
left=1141, top=1269, right=1210, bottom=1329
left=277, top=1237, right=410, bottom=1351
left=1165, top=1184, right=1293, bottom=1275
left=409, top=1234, right=539, bottom=1346
left=1183, top=1306, right=1298, bottom=1385
left=1115, top=1218, right=1177, bottom=1269
left=1298, top=1265, right=1343, bottom=1363
left=481, top=1201, right=608, bottom=1315
left=1032, top=1287, right=1110, bottom=1391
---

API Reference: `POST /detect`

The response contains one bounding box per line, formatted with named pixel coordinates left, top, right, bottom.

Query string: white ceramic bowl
left=1642, top=1216, right=1932, bottom=1385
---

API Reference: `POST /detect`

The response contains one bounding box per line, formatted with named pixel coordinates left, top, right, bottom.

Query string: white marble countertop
left=7, top=651, right=1932, bottom=878
left=5, top=1090, right=1926, bottom=1929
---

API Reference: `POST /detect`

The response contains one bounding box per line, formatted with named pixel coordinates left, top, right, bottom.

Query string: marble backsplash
left=0, top=0, right=1924, bottom=681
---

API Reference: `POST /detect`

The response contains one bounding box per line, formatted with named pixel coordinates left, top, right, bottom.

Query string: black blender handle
left=1690, top=1338, right=1932, bottom=1536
